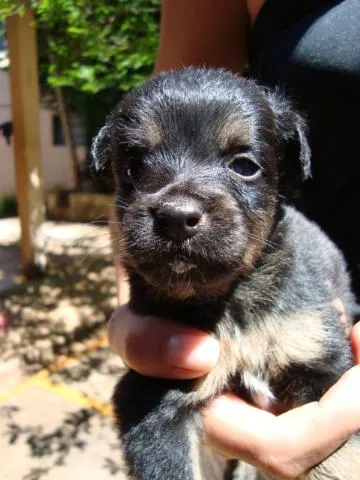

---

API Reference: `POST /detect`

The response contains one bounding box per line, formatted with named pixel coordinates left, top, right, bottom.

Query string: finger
left=203, top=395, right=277, bottom=466
left=350, top=322, right=360, bottom=364
left=108, top=305, right=220, bottom=379
left=204, top=364, right=360, bottom=478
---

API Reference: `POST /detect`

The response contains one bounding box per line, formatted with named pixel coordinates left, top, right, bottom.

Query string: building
left=0, top=59, right=86, bottom=196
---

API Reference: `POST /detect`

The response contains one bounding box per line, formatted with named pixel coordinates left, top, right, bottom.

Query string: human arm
left=154, top=0, right=248, bottom=75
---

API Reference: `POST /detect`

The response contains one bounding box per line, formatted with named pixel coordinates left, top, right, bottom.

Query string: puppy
left=92, top=68, right=359, bottom=480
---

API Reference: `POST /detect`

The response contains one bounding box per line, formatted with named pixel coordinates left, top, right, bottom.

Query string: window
left=0, top=22, right=7, bottom=52
left=52, top=114, right=86, bottom=146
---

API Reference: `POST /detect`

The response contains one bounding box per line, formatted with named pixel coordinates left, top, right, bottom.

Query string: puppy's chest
left=213, top=309, right=326, bottom=410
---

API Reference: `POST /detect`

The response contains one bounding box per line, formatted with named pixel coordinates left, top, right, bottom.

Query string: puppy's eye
left=229, top=157, right=261, bottom=179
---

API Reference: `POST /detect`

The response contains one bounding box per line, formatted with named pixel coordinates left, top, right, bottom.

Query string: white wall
left=0, top=70, right=86, bottom=196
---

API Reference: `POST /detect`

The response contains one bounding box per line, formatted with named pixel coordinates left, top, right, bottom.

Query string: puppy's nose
left=154, top=201, right=202, bottom=241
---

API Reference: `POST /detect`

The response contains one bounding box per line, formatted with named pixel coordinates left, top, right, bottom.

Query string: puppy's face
left=93, top=69, right=310, bottom=298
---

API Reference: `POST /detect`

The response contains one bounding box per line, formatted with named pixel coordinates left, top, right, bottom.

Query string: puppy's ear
left=91, top=124, right=113, bottom=172
left=266, top=89, right=311, bottom=199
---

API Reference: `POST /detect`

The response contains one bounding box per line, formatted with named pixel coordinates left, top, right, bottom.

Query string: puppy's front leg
left=113, top=319, right=239, bottom=480
left=113, top=371, right=203, bottom=480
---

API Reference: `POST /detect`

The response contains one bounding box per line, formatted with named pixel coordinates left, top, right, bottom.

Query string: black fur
left=92, top=68, right=357, bottom=479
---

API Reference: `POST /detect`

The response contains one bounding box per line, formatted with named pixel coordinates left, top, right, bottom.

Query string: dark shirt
left=249, top=0, right=360, bottom=299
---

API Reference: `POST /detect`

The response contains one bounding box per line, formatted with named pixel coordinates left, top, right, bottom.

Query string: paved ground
left=0, top=350, right=127, bottom=480
left=0, top=218, right=128, bottom=480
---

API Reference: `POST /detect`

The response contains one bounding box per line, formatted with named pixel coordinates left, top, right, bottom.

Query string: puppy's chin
left=129, top=254, right=243, bottom=301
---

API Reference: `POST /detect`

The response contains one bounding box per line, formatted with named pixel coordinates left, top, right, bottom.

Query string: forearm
left=154, top=0, right=248, bottom=75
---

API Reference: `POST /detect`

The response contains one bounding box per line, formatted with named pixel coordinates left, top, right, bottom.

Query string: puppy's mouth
left=128, top=248, right=242, bottom=300
left=134, top=252, right=206, bottom=282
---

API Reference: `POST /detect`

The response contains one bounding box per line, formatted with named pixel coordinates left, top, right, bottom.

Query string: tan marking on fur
left=131, top=120, right=163, bottom=149
left=189, top=310, right=326, bottom=406
left=242, top=211, right=276, bottom=273
left=302, top=434, right=360, bottom=480
left=217, top=116, right=251, bottom=152
left=167, top=284, right=197, bottom=300
left=190, top=317, right=241, bottom=404
left=144, top=120, right=163, bottom=148
left=160, top=270, right=241, bottom=302
left=242, top=232, right=267, bottom=273
left=239, top=310, right=326, bottom=380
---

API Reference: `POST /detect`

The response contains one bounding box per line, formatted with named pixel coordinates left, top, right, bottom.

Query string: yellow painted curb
left=0, top=334, right=115, bottom=418
left=0, top=370, right=49, bottom=404
left=38, top=376, right=113, bottom=417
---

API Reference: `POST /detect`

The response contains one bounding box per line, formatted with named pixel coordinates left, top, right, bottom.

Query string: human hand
left=108, top=305, right=360, bottom=479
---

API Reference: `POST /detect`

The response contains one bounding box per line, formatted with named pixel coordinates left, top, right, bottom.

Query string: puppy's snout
left=154, top=200, right=202, bottom=242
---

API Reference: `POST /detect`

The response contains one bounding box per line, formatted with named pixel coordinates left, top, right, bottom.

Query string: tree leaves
left=31, top=0, right=160, bottom=94
left=1, top=0, right=160, bottom=178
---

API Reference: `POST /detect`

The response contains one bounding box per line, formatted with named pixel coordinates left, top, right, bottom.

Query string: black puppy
left=92, top=68, right=359, bottom=480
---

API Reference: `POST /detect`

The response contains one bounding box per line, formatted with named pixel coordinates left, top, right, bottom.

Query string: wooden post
left=6, top=6, right=46, bottom=277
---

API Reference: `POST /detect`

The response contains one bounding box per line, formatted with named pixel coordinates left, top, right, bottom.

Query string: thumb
left=108, top=304, right=220, bottom=379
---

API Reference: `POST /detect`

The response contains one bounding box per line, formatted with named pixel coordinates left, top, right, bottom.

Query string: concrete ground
left=0, top=218, right=128, bottom=480
left=0, top=349, right=127, bottom=480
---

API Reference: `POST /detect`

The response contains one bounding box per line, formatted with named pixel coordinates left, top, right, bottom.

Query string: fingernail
left=167, top=334, right=220, bottom=371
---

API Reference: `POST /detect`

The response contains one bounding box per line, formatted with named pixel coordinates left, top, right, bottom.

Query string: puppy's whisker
left=110, top=242, right=133, bottom=255
left=247, top=233, right=280, bottom=250
left=89, top=220, right=124, bottom=226
left=76, top=232, right=113, bottom=243
left=69, top=226, right=110, bottom=248
left=77, top=248, right=114, bottom=266
left=112, top=198, right=130, bottom=210
left=109, top=204, right=128, bottom=211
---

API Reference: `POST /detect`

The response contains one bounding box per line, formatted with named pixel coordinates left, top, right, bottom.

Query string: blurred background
left=0, top=2, right=160, bottom=479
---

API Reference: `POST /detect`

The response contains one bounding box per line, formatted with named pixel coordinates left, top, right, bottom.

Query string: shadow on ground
left=1, top=400, right=126, bottom=480
left=0, top=219, right=128, bottom=479
left=0, top=221, right=118, bottom=373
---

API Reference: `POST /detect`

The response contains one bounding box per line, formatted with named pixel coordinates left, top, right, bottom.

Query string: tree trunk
left=6, top=6, right=46, bottom=277
left=54, top=86, right=81, bottom=190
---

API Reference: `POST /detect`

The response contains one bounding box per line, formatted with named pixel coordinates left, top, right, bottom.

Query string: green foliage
left=1, top=0, right=160, bottom=110
left=1, top=0, right=161, bottom=190
left=2, top=1, right=160, bottom=94
left=33, top=0, right=160, bottom=94
left=0, top=1, right=24, bottom=18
